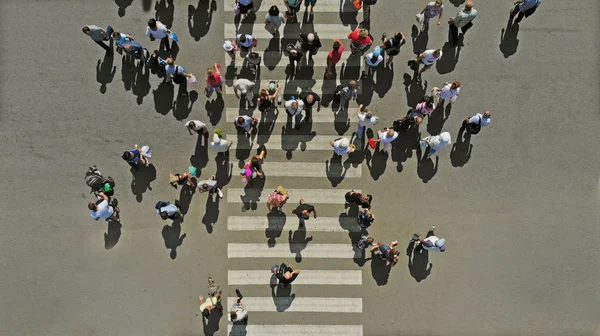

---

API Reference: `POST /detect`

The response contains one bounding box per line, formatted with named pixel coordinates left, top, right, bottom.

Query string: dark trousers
left=511, top=4, right=538, bottom=23
left=449, top=21, right=473, bottom=45
left=161, top=36, right=170, bottom=51
left=95, top=40, right=111, bottom=53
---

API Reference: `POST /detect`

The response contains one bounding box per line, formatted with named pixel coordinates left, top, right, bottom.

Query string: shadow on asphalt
left=188, top=0, right=216, bottom=41
left=288, top=227, right=313, bottom=262
left=104, top=220, right=122, bottom=250
left=130, top=163, right=156, bottom=202
left=450, top=126, right=473, bottom=167
left=266, top=210, right=286, bottom=247
left=161, top=217, right=186, bottom=259
left=407, top=240, right=433, bottom=282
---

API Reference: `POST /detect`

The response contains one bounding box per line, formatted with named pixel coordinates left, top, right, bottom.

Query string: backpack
left=172, top=66, right=186, bottom=84
left=466, top=117, right=482, bottom=135
left=85, top=174, right=104, bottom=191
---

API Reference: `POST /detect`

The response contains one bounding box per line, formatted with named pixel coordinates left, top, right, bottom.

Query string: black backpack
left=85, top=175, right=104, bottom=191
left=172, top=66, right=186, bottom=84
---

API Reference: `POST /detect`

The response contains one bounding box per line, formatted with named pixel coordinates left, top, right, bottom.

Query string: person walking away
left=265, top=6, right=285, bottom=35
left=348, top=28, right=372, bottom=55
left=197, top=175, right=224, bottom=198
left=448, top=1, right=477, bottom=46
left=169, top=171, right=196, bottom=189
left=380, top=32, right=405, bottom=67
left=335, top=81, right=358, bottom=110
left=82, top=25, right=112, bottom=56
left=330, top=137, right=355, bottom=156
left=326, top=39, right=344, bottom=78
left=210, top=132, right=233, bottom=156
left=416, top=97, right=435, bottom=117
left=146, top=18, right=171, bottom=52
left=233, top=78, right=256, bottom=108
left=267, top=186, right=289, bottom=212
left=205, top=63, right=224, bottom=97
left=89, top=192, right=120, bottom=222
left=417, top=0, right=444, bottom=34
left=165, top=58, right=192, bottom=97
left=283, top=0, right=303, bottom=20
left=462, top=110, right=491, bottom=135
left=285, top=98, right=305, bottom=130
left=234, top=115, right=258, bottom=138
left=420, top=131, right=451, bottom=159
left=412, top=227, right=446, bottom=252
left=236, top=0, right=256, bottom=22
left=305, top=0, right=317, bottom=15
left=510, top=0, right=541, bottom=25
left=155, top=201, right=182, bottom=220
left=198, top=293, right=221, bottom=319
left=257, top=82, right=279, bottom=113
left=431, top=81, right=460, bottom=105
left=299, top=91, right=321, bottom=122
left=371, top=240, right=400, bottom=266
left=121, top=144, right=148, bottom=170
left=299, top=32, right=322, bottom=61
left=344, top=190, right=372, bottom=208
left=229, top=289, right=248, bottom=323
left=122, top=41, right=146, bottom=62
left=272, top=263, right=300, bottom=287
left=292, top=199, right=317, bottom=227
left=356, top=104, right=379, bottom=140
left=372, top=127, right=398, bottom=152
left=185, top=120, right=208, bottom=137
left=410, top=49, right=442, bottom=77
left=236, top=33, right=255, bottom=56
left=286, top=44, right=304, bottom=76
left=363, top=48, right=383, bottom=78
left=357, top=208, right=374, bottom=231
left=147, top=50, right=167, bottom=78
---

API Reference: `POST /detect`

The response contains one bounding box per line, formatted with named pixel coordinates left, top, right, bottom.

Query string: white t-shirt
left=423, top=236, right=442, bottom=252
left=265, top=13, right=284, bottom=26
left=211, top=138, right=231, bottom=152
left=285, top=100, right=304, bottom=116
left=333, top=139, right=352, bottom=156
left=146, top=22, right=168, bottom=39
left=379, top=130, right=398, bottom=143
left=422, top=50, right=442, bottom=65
left=233, top=79, right=255, bottom=94
left=228, top=303, right=248, bottom=322
left=469, top=113, right=491, bottom=127
left=365, top=53, right=383, bottom=67
left=185, top=120, right=206, bottom=131
left=91, top=200, right=114, bottom=220
left=440, top=84, right=460, bottom=99
left=236, top=34, right=254, bottom=48
left=357, top=113, right=379, bottom=127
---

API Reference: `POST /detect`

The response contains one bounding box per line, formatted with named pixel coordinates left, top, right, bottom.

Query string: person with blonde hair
left=431, top=81, right=460, bottom=105
left=462, top=110, right=491, bottom=135
left=417, top=0, right=444, bottom=33
left=205, top=63, right=224, bottom=96
left=348, top=28, right=372, bottom=55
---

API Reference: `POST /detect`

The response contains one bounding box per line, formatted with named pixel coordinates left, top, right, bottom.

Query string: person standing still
left=356, top=104, right=379, bottom=140
left=448, top=1, right=478, bottom=46
left=146, top=18, right=171, bottom=52
left=292, top=199, right=317, bottom=227
left=82, top=25, right=112, bottom=56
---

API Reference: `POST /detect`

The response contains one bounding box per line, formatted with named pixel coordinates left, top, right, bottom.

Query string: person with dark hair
left=82, top=25, right=111, bottom=56
left=292, top=199, right=317, bottom=227
left=344, top=190, right=372, bottom=209
left=326, top=39, right=344, bottom=77
left=146, top=18, right=171, bottom=52
left=122, top=41, right=146, bottom=61
left=272, top=263, right=300, bottom=287
left=411, top=48, right=442, bottom=76
left=371, top=240, right=400, bottom=266
left=363, top=48, right=383, bottom=78
left=448, top=1, right=478, bottom=46
left=299, top=32, right=322, bottom=61
left=228, top=289, right=247, bottom=323
left=197, top=175, right=224, bottom=199
left=155, top=201, right=182, bottom=220
left=146, top=50, right=167, bottom=77
left=236, top=0, right=256, bottom=21
left=299, top=91, right=321, bottom=122
left=198, top=293, right=220, bottom=319
left=169, top=172, right=196, bottom=189
left=234, top=115, right=258, bottom=136
left=121, top=145, right=147, bottom=169
left=264, top=5, right=285, bottom=34
left=89, top=192, right=120, bottom=222
left=380, top=32, right=405, bottom=67
left=236, top=33, right=255, bottom=54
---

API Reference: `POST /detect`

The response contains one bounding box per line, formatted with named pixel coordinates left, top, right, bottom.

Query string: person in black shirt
left=272, top=263, right=300, bottom=287
left=299, top=91, right=321, bottom=122
left=292, top=199, right=317, bottom=226
left=299, top=32, right=322, bottom=60
left=286, top=44, right=304, bottom=77
left=380, top=32, right=405, bottom=67
left=344, top=190, right=372, bottom=209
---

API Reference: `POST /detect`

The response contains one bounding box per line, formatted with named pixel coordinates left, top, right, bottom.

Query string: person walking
left=363, top=48, right=384, bottom=78
left=448, top=1, right=478, bottom=46
left=82, top=25, right=112, bottom=56
left=122, top=41, right=146, bottom=62
left=112, top=30, right=135, bottom=51
left=344, top=190, right=372, bottom=208
left=420, top=131, right=451, bottom=158
left=155, top=201, right=182, bottom=220
left=356, top=104, right=379, bottom=140
left=267, top=186, right=289, bottom=212
left=326, top=39, right=344, bottom=78
left=236, top=33, right=255, bottom=56
left=357, top=208, right=375, bottom=231
left=415, top=97, right=436, bottom=117
left=257, top=85, right=279, bottom=113
left=121, top=144, right=148, bottom=170
left=299, top=32, right=322, bottom=61
left=299, top=91, right=321, bottom=122
left=286, top=44, right=304, bottom=76
left=233, top=78, right=256, bottom=108
left=417, top=0, right=444, bottom=33
left=510, top=0, right=541, bottom=25
left=330, top=137, right=356, bottom=156
left=89, top=192, right=120, bottom=222
left=335, top=81, right=358, bottom=110
left=272, top=263, right=300, bottom=287
left=292, top=199, right=317, bottom=227
left=412, top=226, right=446, bottom=252
left=234, top=115, right=258, bottom=137
left=236, top=0, right=256, bottom=22
left=431, top=81, right=460, bottom=105
left=205, top=63, right=224, bottom=97
left=146, top=18, right=171, bottom=52
left=210, top=131, right=233, bottom=155
left=165, top=58, right=193, bottom=97
left=462, top=110, right=491, bottom=135
left=380, top=32, right=405, bottom=67
left=185, top=120, right=208, bottom=137
left=285, top=97, right=305, bottom=130
left=197, top=175, right=224, bottom=199
left=348, top=28, right=372, bottom=55
left=373, top=127, right=399, bottom=152
left=370, top=240, right=400, bottom=266
left=228, top=289, right=248, bottom=323
left=169, top=171, right=196, bottom=189
left=410, top=49, right=442, bottom=76
left=264, top=6, right=286, bottom=35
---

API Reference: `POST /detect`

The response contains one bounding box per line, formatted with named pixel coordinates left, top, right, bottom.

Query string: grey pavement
left=0, top=0, right=599, bottom=335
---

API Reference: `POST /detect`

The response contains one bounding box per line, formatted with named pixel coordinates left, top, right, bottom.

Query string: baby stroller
left=245, top=51, right=262, bottom=78
left=85, top=165, right=115, bottom=198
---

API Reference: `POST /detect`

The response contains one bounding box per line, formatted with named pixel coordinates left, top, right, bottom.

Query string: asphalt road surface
left=0, top=0, right=598, bottom=335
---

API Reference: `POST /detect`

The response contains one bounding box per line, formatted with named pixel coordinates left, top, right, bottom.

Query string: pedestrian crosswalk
left=222, top=0, right=365, bottom=332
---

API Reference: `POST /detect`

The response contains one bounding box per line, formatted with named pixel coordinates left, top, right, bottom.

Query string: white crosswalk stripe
left=228, top=243, right=356, bottom=258
left=226, top=188, right=358, bottom=204
left=223, top=80, right=358, bottom=95
left=226, top=134, right=356, bottom=151
left=227, top=108, right=357, bottom=124
left=226, top=161, right=361, bottom=177
left=228, top=270, right=362, bottom=285
left=228, top=216, right=361, bottom=232
left=227, top=297, right=362, bottom=312
left=223, top=0, right=358, bottom=12
left=228, top=324, right=363, bottom=336
left=225, top=24, right=353, bottom=40
left=227, top=51, right=333, bottom=68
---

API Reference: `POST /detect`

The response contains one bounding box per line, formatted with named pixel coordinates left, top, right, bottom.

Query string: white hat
left=141, top=145, right=152, bottom=158
left=439, top=132, right=451, bottom=144
left=212, top=133, right=221, bottom=143
left=338, top=137, right=350, bottom=149
left=307, top=33, right=315, bottom=43
left=223, top=40, right=233, bottom=51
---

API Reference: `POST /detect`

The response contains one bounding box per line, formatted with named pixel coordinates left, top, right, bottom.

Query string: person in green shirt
left=448, top=1, right=478, bottom=46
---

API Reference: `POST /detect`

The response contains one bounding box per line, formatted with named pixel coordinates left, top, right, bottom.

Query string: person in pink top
left=415, top=99, right=435, bottom=116
left=205, top=63, right=223, bottom=97
left=326, top=39, right=344, bottom=78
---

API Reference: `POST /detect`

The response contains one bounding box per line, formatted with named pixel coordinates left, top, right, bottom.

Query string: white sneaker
left=216, top=188, right=224, bottom=199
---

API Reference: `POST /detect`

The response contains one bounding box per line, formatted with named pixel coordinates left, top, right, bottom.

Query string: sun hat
left=439, top=132, right=451, bottom=144
left=223, top=40, right=234, bottom=51
left=338, top=137, right=350, bottom=149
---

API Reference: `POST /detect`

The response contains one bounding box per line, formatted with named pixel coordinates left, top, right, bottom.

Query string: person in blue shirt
left=155, top=201, right=182, bottom=220
left=121, top=145, right=148, bottom=169
left=123, top=41, right=146, bottom=61
left=111, top=31, right=134, bottom=48
left=510, top=0, right=541, bottom=24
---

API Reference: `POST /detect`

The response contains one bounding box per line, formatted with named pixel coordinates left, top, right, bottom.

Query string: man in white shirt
left=146, top=18, right=171, bottom=52
left=356, top=104, right=379, bottom=140
left=228, top=289, right=248, bottom=323
left=234, top=115, right=258, bottom=136
left=412, top=227, right=446, bottom=252
left=462, top=110, right=491, bottom=135
left=197, top=175, right=224, bottom=199
left=88, top=192, right=120, bottom=222
left=210, top=133, right=233, bottom=155
left=330, top=137, right=355, bottom=156
left=413, top=49, right=442, bottom=75
left=185, top=120, right=208, bottom=136
left=432, top=81, right=460, bottom=104
left=375, top=128, right=399, bottom=152
left=233, top=78, right=255, bottom=108
left=448, top=1, right=478, bottom=46
left=285, top=98, right=305, bottom=130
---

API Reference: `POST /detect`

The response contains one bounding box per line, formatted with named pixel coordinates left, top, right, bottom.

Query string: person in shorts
left=205, top=63, right=224, bottom=96
left=380, top=32, right=405, bottom=67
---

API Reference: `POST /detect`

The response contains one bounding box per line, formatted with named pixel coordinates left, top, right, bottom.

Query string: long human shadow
left=339, top=0, right=359, bottom=29
left=130, top=163, right=156, bottom=202
left=436, top=41, right=461, bottom=75
left=373, top=62, right=394, bottom=98
left=115, top=0, right=133, bottom=17
left=188, top=0, right=216, bottom=41
left=201, top=303, right=222, bottom=336
left=173, top=90, right=198, bottom=120
left=365, top=144, right=388, bottom=180
left=280, top=115, right=317, bottom=160
left=162, top=217, right=186, bottom=259
left=153, top=79, right=174, bottom=115
left=411, top=24, right=428, bottom=56
left=190, top=132, right=209, bottom=175
left=325, top=153, right=351, bottom=187
left=266, top=210, right=285, bottom=247
left=121, top=55, right=137, bottom=91
left=239, top=174, right=265, bottom=212
left=177, top=184, right=195, bottom=215
left=104, top=220, right=122, bottom=250
left=500, top=22, right=520, bottom=58
left=450, top=126, right=473, bottom=167
left=96, top=54, right=116, bottom=94
left=426, top=103, right=449, bottom=136
left=370, top=249, right=391, bottom=286
left=288, top=227, right=313, bottom=262
left=132, top=61, right=151, bottom=104
left=202, top=192, right=220, bottom=233
left=256, top=107, right=279, bottom=145
left=403, top=72, right=428, bottom=108
left=206, top=94, right=224, bottom=125
left=390, top=123, right=420, bottom=173
left=416, top=147, right=439, bottom=183
left=407, top=240, right=432, bottom=282
left=154, top=0, right=174, bottom=28
left=270, top=282, right=295, bottom=312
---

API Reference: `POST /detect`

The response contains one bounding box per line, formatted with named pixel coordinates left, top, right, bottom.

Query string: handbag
left=252, top=38, right=258, bottom=47
left=186, top=74, right=197, bottom=84
left=415, top=13, right=424, bottom=24
left=353, top=0, right=362, bottom=9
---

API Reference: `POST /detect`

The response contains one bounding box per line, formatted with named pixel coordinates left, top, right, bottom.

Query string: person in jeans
left=82, top=25, right=112, bottom=56
left=285, top=98, right=305, bottom=130
left=198, top=288, right=222, bottom=319
left=146, top=18, right=171, bottom=52
left=89, top=192, right=120, bottom=222
left=356, top=104, right=379, bottom=140
left=197, top=175, right=224, bottom=199
left=370, top=240, right=400, bottom=266
left=229, top=289, right=248, bottom=322
left=155, top=201, right=182, bottom=220
left=418, top=0, right=444, bottom=33
left=272, top=263, right=300, bottom=287
left=412, top=226, right=446, bottom=252
left=326, top=39, right=344, bottom=77
left=462, top=110, right=491, bottom=135
left=510, top=0, right=541, bottom=25
left=292, top=199, right=317, bottom=227
left=448, top=1, right=478, bottom=46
